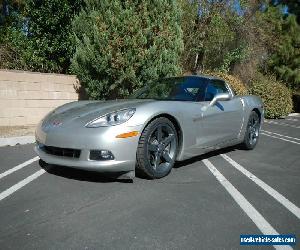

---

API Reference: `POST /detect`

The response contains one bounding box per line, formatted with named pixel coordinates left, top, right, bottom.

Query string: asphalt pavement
left=0, top=117, right=299, bottom=250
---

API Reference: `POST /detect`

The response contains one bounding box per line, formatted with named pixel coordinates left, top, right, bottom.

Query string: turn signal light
left=116, top=131, right=139, bottom=138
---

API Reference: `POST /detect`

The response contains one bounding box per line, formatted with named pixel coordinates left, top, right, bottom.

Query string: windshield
left=130, top=76, right=209, bottom=101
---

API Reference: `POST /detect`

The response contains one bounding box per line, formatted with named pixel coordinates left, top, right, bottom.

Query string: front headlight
left=85, top=108, right=136, bottom=127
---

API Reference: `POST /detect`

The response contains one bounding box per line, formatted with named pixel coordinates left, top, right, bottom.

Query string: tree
left=23, top=0, right=83, bottom=73
left=231, top=3, right=283, bottom=83
left=71, top=0, right=183, bottom=100
left=268, top=14, right=300, bottom=90
left=252, top=3, right=300, bottom=90
left=0, top=0, right=83, bottom=73
left=0, top=0, right=27, bottom=69
left=271, top=0, right=300, bottom=23
left=179, top=0, right=249, bottom=74
left=0, top=0, right=25, bottom=26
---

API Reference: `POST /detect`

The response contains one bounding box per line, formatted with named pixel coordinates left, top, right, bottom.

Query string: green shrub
left=250, top=74, right=293, bottom=118
left=204, top=71, right=249, bottom=96
left=71, top=0, right=183, bottom=100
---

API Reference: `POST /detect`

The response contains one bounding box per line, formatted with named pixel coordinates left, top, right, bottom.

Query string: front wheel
left=241, top=111, right=261, bottom=150
left=136, top=117, right=178, bottom=179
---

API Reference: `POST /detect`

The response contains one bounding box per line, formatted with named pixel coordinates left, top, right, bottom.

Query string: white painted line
left=0, top=136, right=35, bottom=147
left=285, top=118, right=299, bottom=122
left=288, top=113, right=300, bottom=117
left=265, top=120, right=300, bottom=129
left=202, top=159, right=292, bottom=250
left=0, top=156, right=39, bottom=180
left=221, top=154, right=300, bottom=220
left=0, top=169, right=46, bottom=202
left=261, top=130, right=300, bottom=141
left=261, top=133, right=300, bottom=145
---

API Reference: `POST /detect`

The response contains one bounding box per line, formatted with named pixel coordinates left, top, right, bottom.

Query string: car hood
left=42, top=99, right=154, bottom=130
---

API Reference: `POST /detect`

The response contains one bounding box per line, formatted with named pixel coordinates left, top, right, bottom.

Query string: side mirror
left=209, top=93, right=232, bottom=107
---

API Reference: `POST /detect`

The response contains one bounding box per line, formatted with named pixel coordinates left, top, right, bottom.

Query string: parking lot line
left=286, top=118, right=299, bottom=122
left=202, top=159, right=292, bottom=250
left=261, top=132, right=300, bottom=145
left=0, top=156, right=40, bottom=180
left=262, top=130, right=300, bottom=141
left=221, top=154, right=300, bottom=220
left=0, top=169, right=45, bottom=201
left=265, top=120, right=300, bottom=129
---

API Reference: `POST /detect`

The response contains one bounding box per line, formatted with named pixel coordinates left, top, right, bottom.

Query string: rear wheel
left=136, top=117, right=178, bottom=179
left=241, top=111, right=260, bottom=150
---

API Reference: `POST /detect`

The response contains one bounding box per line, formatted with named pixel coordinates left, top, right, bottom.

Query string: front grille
left=42, top=145, right=81, bottom=158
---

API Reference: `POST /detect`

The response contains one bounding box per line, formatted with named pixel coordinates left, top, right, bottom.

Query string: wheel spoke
left=162, top=151, right=173, bottom=163
left=148, top=143, right=157, bottom=152
left=249, top=136, right=253, bottom=144
left=154, top=153, right=160, bottom=169
left=162, top=134, right=174, bottom=148
left=248, top=130, right=253, bottom=144
left=157, top=126, right=163, bottom=142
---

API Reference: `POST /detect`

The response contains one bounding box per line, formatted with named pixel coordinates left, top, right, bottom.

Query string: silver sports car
left=35, top=75, right=263, bottom=179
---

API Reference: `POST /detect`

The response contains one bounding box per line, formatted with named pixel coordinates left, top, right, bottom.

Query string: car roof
left=182, top=74, right=225, bottom=82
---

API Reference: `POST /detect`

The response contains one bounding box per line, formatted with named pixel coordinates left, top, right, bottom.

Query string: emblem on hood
left=42, top=120, right=62, bottom=132
left=52, top=120, right=62, bottom=127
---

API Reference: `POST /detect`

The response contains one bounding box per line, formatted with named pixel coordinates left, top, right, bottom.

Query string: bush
left=71, top=0, right=183, bottom=100
left=250, top=74, right=293, bottom=118
left=24, top=0, right=83, bottom=73
left=203, top=71, right=249, bottom=96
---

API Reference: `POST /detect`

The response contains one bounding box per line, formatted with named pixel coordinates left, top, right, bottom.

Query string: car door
left=199, top=79, right=243, bottom=148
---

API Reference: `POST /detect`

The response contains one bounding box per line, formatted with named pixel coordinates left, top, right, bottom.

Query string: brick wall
left=0, top=70, right=79, bottom=126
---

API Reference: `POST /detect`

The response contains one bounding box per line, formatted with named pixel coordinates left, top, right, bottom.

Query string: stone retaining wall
left=0, top=70, right=79, bottom=126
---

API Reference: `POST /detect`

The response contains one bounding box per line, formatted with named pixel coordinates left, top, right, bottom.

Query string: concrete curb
left=0, top=136, right=35, bottom=147
left=288, top=113, right=300, bottom=117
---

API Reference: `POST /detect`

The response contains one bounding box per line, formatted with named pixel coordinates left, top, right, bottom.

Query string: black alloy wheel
left=136, top=117, right=178, bottom=179
left=241, top=111, right=260, bottom=150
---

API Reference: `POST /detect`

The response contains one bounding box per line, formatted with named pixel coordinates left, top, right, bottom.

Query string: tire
left=241, top=111, right=261, bottom=150
left=136, top=117, right=178, bottom=179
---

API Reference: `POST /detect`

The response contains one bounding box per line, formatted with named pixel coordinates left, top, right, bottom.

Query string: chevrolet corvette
left=35, top=75, right=263, bottom=179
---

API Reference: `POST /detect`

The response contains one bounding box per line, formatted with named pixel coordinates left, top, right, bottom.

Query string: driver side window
left=204, top=80, right=229, bottom=101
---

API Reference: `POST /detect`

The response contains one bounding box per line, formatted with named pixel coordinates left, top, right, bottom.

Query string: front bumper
left=35, top=123, right=143, bottom=172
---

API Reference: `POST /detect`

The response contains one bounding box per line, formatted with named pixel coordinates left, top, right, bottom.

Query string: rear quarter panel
left=239, top=95, right=264, bottom=137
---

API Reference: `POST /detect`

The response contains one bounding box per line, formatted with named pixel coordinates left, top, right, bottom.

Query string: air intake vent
left=42, top=145, right=81, bottom=158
